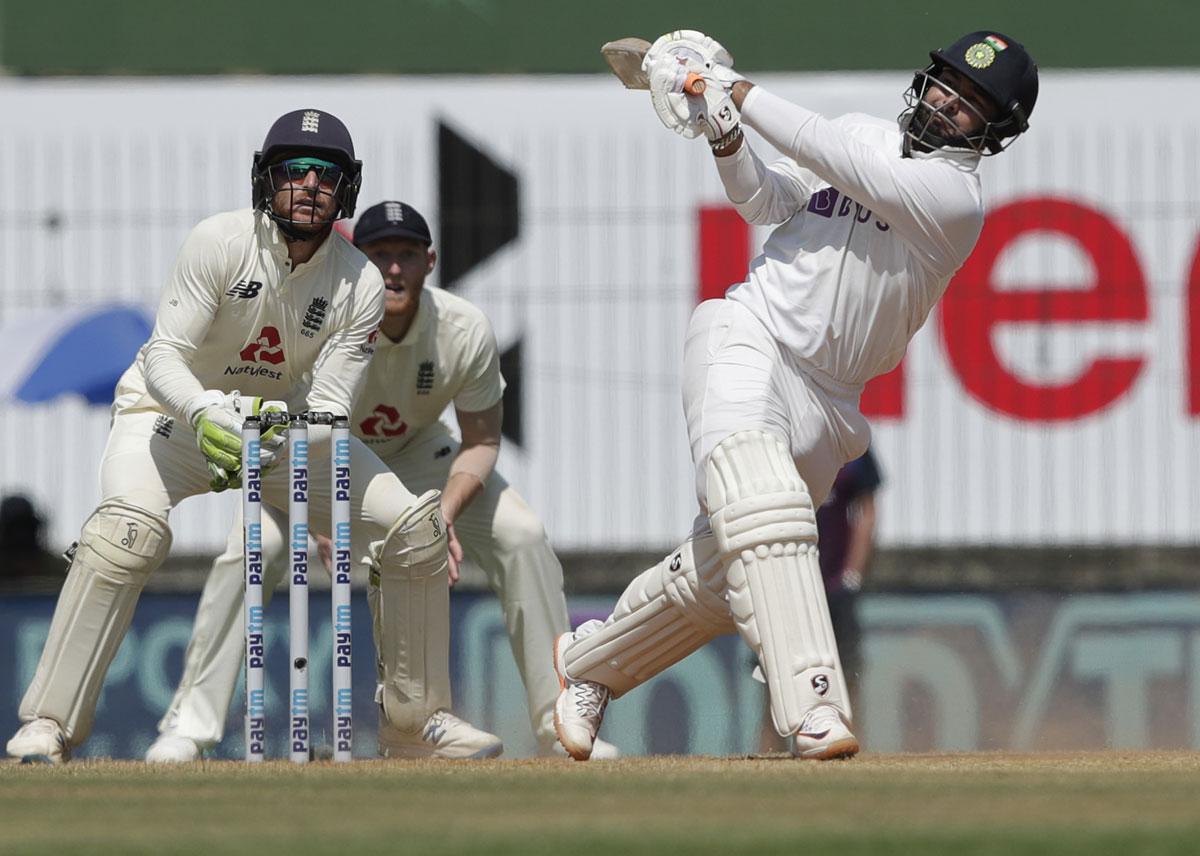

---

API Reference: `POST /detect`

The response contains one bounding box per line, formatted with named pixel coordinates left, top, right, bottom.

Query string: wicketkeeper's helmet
left=251, top=109, right=363, bottom=234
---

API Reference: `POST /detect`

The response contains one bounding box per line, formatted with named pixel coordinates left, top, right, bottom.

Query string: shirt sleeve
left=741, top=86, right=983, bottom=275
left=306, top=266, right=385, bottom=418
left=452, top=314, right=505, bottom=414
left=714, top=141, right=822, bottom=225
left=142, top=218, right=227, bottom=423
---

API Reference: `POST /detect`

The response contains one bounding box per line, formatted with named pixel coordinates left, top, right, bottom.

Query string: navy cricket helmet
left=901, top=31, right=1038, bottom=156
left=251, top=109, right=364, bottom=233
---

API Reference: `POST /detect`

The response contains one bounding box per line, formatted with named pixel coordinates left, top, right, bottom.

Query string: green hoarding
left=2, top=0, right=1196, bottom=75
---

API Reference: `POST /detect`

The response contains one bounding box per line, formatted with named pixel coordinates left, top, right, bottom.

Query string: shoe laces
left=423, top=711, right=450, bottom=742
left=569, top=680, right=609, bottom=720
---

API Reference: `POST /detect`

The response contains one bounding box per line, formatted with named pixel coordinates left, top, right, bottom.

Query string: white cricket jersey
left=115, top=209, right=383, bottom=421
left=717, top=86, right=984, bottom=395
left=352, top=286, right=504, bottom=456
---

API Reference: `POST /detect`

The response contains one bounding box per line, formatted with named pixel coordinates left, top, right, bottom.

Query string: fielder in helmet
left=251, top=108, right=364, bottom=240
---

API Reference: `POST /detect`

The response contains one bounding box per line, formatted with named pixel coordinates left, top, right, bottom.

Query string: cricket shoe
left=553, top=629, right=611, bottom=761
left=791, top=704, right=859, bottom=760
left=7, top=718, right=70, bottom=764
left=540, top=735, right=621, bottom=760
left=379, top=710, right=504, bottom=759
left=145, top=733, right=203, bottom=764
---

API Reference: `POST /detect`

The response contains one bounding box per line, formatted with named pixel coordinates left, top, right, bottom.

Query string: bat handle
left=683, top=72, right=706, bottom=96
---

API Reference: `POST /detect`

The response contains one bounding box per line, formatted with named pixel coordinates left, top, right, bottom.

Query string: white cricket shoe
left=7, top=718, right=70, bottom=764
left=539, top=735, right=621, bottom=760
left=145, top=734, right=203, bottom=764
left=791, top=704, right=859, bottom=760
left=379, top=710, right=503, bottom=760
left=553, top=631, right=611, bottom=761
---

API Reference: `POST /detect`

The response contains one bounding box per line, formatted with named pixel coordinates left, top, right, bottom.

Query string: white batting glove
left=643, top=30, right=744, bottom=145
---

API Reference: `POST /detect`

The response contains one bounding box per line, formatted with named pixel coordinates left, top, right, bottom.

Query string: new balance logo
left=359, top=404, right=408, bottom=438
left=301, top=296, right=328, bottom=337
left=385, top=201, right=404, bottom=221
left=416, top=360, right=434, bottom=394
left=240, top=326, right=286, bottom=365
left=226, top=280, right=263, bottom=299
left=301, top=111, right=321, bottom=133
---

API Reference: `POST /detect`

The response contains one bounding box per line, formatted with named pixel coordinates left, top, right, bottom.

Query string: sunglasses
left=269, top=157, right=345, bottom=188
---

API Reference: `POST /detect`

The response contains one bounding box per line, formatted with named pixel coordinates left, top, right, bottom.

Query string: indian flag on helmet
left=984, top=35, right=1009, bottom=52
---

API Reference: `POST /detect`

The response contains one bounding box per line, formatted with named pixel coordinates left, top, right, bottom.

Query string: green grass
left=2, top=753, right=1199, bottom=855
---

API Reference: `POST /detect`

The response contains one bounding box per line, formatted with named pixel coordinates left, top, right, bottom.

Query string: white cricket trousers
left=682, top=299, right=870, bottom=511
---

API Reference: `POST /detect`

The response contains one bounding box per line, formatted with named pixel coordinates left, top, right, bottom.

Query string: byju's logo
left=806, top=186, right=890, bottom=231
left=226, top=280, right=263, bottom=299
left=359, top=404, right=408, bottom=438
left=239, top=327, right=286, bottom=365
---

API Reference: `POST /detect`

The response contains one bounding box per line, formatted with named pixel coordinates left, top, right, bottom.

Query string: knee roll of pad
left=373, top=490, right=448, bottom=579
left=706, top=431, right=817, bottom=555
left=75, top=500, right=173, bottom=581
left=705, top=431, right=851, bottom=734
left=562, top=533, right=734, bottom=697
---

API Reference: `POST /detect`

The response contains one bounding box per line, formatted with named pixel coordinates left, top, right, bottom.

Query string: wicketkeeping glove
left=190, top=391, right=288, bottom=492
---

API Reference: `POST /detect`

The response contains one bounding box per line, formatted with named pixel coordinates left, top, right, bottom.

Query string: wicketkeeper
left=7, top=111, right=488, bottom=762
left=145, top=201, right=616, bottom=760
left=555, top=29, right=1038, bottom=760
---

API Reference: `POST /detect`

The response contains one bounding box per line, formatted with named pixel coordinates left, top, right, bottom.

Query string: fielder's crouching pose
left=554, top=29, right=1038, bottom=760
left=6, top=110, right=484, bottom=763
left=146, top=201, right=616, bottom=761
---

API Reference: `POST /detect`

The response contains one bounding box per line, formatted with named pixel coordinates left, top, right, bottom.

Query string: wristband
left=710, top=124, right=744, bottom=154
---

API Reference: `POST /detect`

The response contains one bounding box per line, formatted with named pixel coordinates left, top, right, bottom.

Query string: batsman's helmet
left=901, top=31, right=1038, bottom=156
left=251, top=109, right=363, bottom=232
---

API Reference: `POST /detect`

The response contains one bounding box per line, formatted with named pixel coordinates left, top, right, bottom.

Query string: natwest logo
left=359, top=404, right=408, bottom=438
left=240, top=326, right=286, bottom=365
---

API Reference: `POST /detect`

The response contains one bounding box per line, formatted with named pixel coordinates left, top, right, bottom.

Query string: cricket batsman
left=554, top=30, right=1038, bottom=760
left=6, top=110, right=485, bottom=762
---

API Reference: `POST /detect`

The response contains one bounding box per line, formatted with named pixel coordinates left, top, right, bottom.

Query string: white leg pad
left=706, top=430, right=851, bottom=736
left=562, top=532, right=734, bottom=697
left=369, top=490, right=452, bottom=734
left=20, top=501, right=171, bottom=743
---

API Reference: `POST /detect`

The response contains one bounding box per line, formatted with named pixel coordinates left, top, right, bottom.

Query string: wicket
left=241, top=412, right=353, bottom=763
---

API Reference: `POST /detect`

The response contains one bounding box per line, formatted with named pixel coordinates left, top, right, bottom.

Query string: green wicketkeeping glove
left=190, top=392, right=288, bottom=493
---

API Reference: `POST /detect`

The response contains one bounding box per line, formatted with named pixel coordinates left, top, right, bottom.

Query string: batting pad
left=562, top=532, right=734, bottom=697
left=707, top=431, right=851, bottom=735
left=369, top=490, right=452, bottom=734
left=20, top=501, right=171, bottom=743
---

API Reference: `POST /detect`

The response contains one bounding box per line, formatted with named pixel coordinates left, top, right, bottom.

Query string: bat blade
left=600, top=37, right=706, bottom=95
left=600, top=37, right=653, bottom=90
